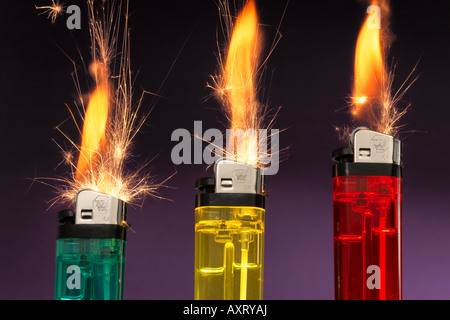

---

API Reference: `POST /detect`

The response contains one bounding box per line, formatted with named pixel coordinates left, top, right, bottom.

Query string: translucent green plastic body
left=55, top=238, right=126, bottom=300
left=195, top=206, right=265, bottom=300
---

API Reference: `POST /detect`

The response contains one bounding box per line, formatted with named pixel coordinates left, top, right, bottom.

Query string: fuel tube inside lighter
left=332, top=128, right=402, bottom=300
left=194, top=159, right=266, bottom=300
left=54, top=189, right=128, bottom=300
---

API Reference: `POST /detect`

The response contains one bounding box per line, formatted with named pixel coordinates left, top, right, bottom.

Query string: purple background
left=1, top=0, right=450, bottom=300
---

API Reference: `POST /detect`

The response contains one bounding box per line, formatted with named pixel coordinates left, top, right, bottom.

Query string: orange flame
left=223, top=0, right=262, bottom=165
left=75, top=62, right=110, bottom=181
left=352, top=0, right=386, bottom=117
left=35, top=0, right=166, bottom=207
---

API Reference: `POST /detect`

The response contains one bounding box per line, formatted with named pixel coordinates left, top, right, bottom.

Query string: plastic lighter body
left=194, top=160, right=266, bottom=300
left=54, top=190, right=127, bottom=300
left=55, top=238, right=126, bottom=300
left=332, top=129, right=402, bottom=300
left=195, top=206, right=265, bottom=300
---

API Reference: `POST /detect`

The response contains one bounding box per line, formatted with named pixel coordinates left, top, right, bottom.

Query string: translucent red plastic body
left=333, top=175, right=402, bottom=300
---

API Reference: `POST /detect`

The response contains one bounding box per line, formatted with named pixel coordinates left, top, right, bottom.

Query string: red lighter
left=332, top=128, right=402, bottom=300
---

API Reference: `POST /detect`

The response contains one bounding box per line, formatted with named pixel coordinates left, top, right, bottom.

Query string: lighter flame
left=225, top=0, right=260, bottom=130
left=352, top=0, right=384, bottom=117
left=215, top=0, right=263, bottom=166
left=38, top=0, right=165, bottom=206
left=347, top=0, right=415, bottom=138
left=76, top=62, right=110, bottom=181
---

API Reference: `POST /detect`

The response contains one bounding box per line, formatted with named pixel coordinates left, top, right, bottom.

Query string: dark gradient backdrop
left=1, top=0, right=449, bottom=300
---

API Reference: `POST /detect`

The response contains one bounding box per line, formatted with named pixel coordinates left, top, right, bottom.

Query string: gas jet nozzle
left=214, top=159, right=265, bottom=195
left=74, top=189, right=127, bottom=226
left=351, top=128, right=401, bottom=165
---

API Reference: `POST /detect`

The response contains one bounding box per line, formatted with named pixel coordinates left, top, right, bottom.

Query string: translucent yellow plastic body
left=195, top=206, right=265, bottom=300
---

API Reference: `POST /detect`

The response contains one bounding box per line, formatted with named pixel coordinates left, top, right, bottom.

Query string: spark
left=35, top=0, right=65, bottom=24
left=37, top=0, right=165, bottom=207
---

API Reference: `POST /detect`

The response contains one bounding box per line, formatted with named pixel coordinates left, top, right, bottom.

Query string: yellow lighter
left=195, top=159, right=266, bottom=300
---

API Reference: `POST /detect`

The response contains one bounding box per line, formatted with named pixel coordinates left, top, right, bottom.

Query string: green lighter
left=54, top=189, right=128, bottom=300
